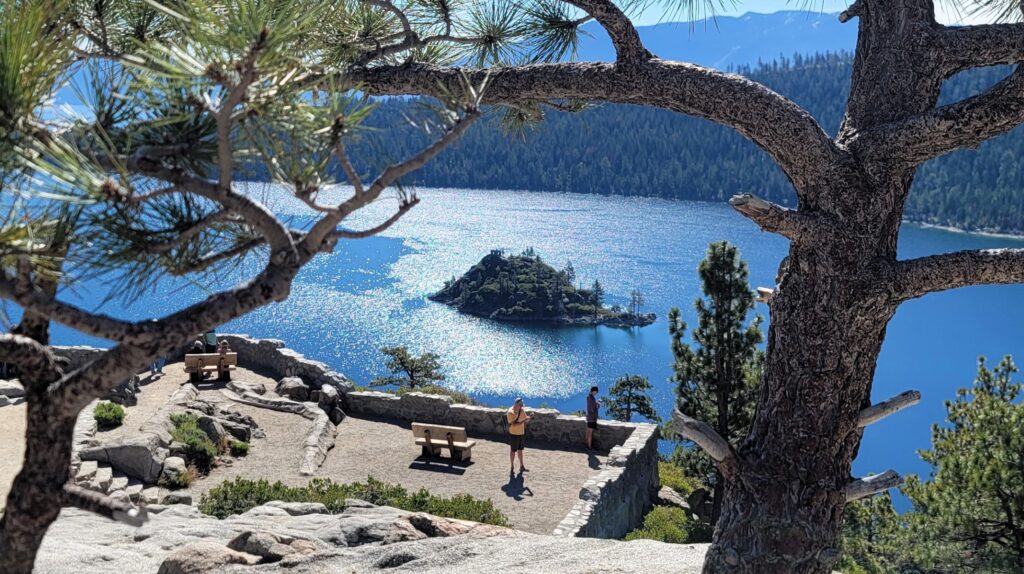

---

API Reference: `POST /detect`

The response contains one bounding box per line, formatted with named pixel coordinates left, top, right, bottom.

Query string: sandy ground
left=3, top=362, right=607, bottom=535
left=0, top=402, right=26, bottom=504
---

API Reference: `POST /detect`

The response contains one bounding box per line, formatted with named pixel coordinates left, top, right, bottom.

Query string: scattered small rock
left=275, top=377, right=310, bottom=402
left=156, top=541, right=260, bottom=574
left=161, top=492, right=193, bottom=505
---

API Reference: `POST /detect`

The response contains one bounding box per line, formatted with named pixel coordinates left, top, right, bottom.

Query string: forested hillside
left=349, top=53, right=1024, bottom=235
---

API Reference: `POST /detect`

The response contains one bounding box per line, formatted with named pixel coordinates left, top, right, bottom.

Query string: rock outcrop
left=36, top=503, right=710, bottom=573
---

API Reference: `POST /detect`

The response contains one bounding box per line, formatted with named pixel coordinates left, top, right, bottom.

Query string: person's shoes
left=520, top=467, right=529, bottom=472
left=510, top=466, right=515, bottom=474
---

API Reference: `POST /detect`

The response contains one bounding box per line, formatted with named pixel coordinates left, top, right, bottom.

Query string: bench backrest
left=184, top=352, right=238, bottom=367
left=411, top=422, right=467, bottom=442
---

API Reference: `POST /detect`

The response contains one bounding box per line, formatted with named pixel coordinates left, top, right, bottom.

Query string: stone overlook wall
left=55, top=334, right=658, bottom=539
left=346, top=390, right=635, bottom=449
left=552, top=422, right=660, bottom=539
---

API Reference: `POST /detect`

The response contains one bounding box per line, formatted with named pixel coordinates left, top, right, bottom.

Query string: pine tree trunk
left=0, top=399, right=76, bottom=574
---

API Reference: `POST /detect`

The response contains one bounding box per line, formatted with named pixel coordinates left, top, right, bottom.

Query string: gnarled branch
left=890, top=248, right=1024, bottom=302
left=345, top=61, right=840, bottom=197
left=858, top=390, right=921, bottom=428
left=0, top=276, right=141, bottom=342
left=940, top=22, right=1024, bottom=76
left=729, top=194, right=829, bottom=244
left=563, top=0, right=650, bottom=64
left=62, top=484, right=147, bottom=526
left=0, top=334, right=63, bottom=384
left=857, top=66, right=1024, bottom=166
left=671, top=409, right=736, bottom=466
left=846, top=470, right=901, bottom=502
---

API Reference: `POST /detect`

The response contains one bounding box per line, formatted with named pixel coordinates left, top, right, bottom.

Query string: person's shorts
left=587, top=421, right=597, bottom=430
left=509, top=434, right=525, bottom=451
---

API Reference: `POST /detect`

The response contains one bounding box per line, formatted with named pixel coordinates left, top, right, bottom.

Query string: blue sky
left=632, top=1, right=991, bottom=26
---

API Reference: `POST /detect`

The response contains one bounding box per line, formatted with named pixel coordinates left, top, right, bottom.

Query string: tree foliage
left=901, top=355, right=1024, bottom=573
left=669, top=241, right=763, bottom=520
left=603, top=373, right=660, bottom=423
left=371, top=346, right=446, bottom=389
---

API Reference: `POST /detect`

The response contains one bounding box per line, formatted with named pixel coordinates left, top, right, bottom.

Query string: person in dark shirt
left=585, top=386, right=600, bottom=451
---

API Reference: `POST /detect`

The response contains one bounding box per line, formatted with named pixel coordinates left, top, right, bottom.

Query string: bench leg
left=218, top=369, right=231, bottom=381
left=452, top=448, right=470, bottom=463
left=421, top=445, right=434, bottom=458
left=188, top=371, right=200, bottom=383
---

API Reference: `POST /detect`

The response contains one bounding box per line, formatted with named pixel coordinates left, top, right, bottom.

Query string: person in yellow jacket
left=506, top=398, right=531, bottom=474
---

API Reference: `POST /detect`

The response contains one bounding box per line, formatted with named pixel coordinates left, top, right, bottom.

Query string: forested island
left=348, top=53, right=1024, bottom=236
left=430, top=249, right=655, bottom=327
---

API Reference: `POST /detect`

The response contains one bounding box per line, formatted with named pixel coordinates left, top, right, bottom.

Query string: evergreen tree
left=902, top=355, right=1024, bottom=572
left=564, top=260, right=576, bottom=286
left=591, top=279, right=604, bottom=319
left=604, top=374, right=660, bottom=423
left=670, top=241, right=763, bottom=523
left=371, top=347, right=446, bottom=389
left=630, top=289, right=645, bottom=317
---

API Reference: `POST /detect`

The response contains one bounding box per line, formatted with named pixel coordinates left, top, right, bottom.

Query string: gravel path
left=0, top=402, right=26, bottom=504
left=316, top=415, right=607, bottom=534
left=95, top=371, right=181, bottom=440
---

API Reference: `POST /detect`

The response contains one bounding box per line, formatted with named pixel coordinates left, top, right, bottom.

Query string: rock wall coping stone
left=216, top=334, right=355, bottom=397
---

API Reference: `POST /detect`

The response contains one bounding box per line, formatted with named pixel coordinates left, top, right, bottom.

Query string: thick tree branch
left=0, top=334, right=63, bottom=383
left=940, top=22, right=1024, bottom=76
left=857, top=390, right=921, bottom=428
left=846, top=470, right=901, bottom=502
left=0, top=275, right=140, bottom=342
left=857, top=66, right=1024, bottom=165
left=728, top=194, right=831, bottom=244
left=563, top=0, right=651, bottom=64
left=890, top=248, right=1024, bottom=301
left=345, top=61, right=840, bottom=195
left=62, top=484, right=147, bottom=526
left=671, top=409, right=736, bottom=467
left=329, top=196, right=420, bottom=240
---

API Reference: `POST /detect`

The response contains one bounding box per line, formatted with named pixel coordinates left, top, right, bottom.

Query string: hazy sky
left=632, top=1, right=994, bottom=26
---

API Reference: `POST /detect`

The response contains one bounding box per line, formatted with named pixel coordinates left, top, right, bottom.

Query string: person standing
left=586, top=386, right=600, bottom=451
left=506, top=398, right=531, bottom=473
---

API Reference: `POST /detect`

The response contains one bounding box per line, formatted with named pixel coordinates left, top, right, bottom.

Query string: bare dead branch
left=303, top=106, right=482, bottom=251
left=62, top=484, right=147, bottom=526
left=329, top=196, right=420, bottom=241
left=335, top=145, right=365, bottom=196
left=940, top=22, right=1024, bottom=76
left=755, top=286, right=775, bottom=303
left=846, top=470, right=901, bottom=502
left=857, top=390, right=921, bottom=428
left=890, top=248, right=1024, bottom=301
left=837, top=0, right=864, bottom=23
left=563, top=0, right=651, bottom=64
left=671, top=409, right=735, bottom=465
left=857, top=66, right=1024, bottom=166
left=729, top=194, right=830, bottom=244
left=345, top=61, right=841, bottom=196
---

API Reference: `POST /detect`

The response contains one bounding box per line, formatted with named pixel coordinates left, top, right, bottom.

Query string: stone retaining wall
left=215, top=334, right=355, bottom=396
left=553, top=423, right=660, bottom=539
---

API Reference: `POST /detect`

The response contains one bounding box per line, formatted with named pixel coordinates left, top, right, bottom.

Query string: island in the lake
left=430, top=249, right=656, bottom=327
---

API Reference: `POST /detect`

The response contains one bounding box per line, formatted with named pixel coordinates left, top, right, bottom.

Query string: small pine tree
left=564, top=260, right=576, bottom=286
left=670, top=241, right=763, bottom=524
left=370, top=347, right=445, bottom=389
left=591, top=279, right=605, bottom=319
left=604, top=374, right=660, bottom=423
left=902, top=355, right=1024, bottom=572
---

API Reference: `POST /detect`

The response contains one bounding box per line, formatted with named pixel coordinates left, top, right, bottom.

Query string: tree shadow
left=501, top=471, right=533, bottom=501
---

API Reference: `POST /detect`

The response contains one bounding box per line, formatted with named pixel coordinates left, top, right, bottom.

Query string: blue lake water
left=47, top=187, right=1024, bottom=498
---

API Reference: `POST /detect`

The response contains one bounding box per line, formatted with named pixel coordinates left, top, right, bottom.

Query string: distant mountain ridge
left=576, top=11, right=857, bottom=69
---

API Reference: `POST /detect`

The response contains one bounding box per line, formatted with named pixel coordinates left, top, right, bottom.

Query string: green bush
left=170, top=413, right=217, bottom=473
left=625, top=506, right=712, bottom=544
left=199, top=476, right=508, bottom=526
left=94, top=402, right=125, bottom=431
left=659, top=461, right=701, bottom=496
left=229, top=440, right=249, bottom=457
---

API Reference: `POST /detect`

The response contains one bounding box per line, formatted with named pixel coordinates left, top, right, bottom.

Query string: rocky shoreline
left=434, top=303, right=658, bottom=328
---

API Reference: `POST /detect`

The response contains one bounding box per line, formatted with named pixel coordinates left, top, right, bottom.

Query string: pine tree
left=564, top=260, right=576, bottom=286
left=370, top=346, right=446, bottom=389
left=902, top=355, right=1024, bottom=572
left=604, top=374, right=660, bottom=423
left=591, top=279, right=604, bottom=320
left=670, top=241, right=763, bottom=524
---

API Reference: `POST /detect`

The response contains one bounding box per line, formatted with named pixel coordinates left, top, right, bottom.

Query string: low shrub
left=199, top=476, right=508, bottom=526
left=658, top=461, right=702, bottom=496
left=229, top=440, right=249, bottom=457
left=94, top=402, right=125, bottom=431
left=170, top=413, right=217, bottom=473
left=624, top=506, right=712, bottom=544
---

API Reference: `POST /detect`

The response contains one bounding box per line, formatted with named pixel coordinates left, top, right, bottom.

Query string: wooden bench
left=412, top=422, right=476, bottom=463
left=183, top=352, right=238, bottom=382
